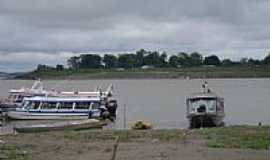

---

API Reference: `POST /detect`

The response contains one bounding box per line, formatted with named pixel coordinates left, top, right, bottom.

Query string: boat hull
left=14, top=119, right=107, bottom=133
left=188, top=114, right=224, bottom=129
left=0, top=103, right=18, bottom=112
left=7, top=110, right=101, bottom=120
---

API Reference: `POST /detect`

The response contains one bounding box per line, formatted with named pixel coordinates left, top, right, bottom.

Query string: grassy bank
left=1, top=126, right=270, bottom=159
left=200, top=126, right=270, bottom=150
left=19, top=66, right=270, bottom=79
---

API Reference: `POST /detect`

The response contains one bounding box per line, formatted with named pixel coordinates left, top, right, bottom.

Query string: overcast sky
left=0, top=0, right=270, bottom=72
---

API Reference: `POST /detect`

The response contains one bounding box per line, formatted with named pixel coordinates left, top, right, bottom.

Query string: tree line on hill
left=36, top=49, right=270, bottom=71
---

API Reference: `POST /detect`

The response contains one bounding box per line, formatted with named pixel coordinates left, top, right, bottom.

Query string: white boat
left=186, top=81, right=225, bottom=128
left=1, top=81, right=115, bottom=112
left=0, top=80, right=56, bottom=111
left=7, top=96, right=116, bottom=120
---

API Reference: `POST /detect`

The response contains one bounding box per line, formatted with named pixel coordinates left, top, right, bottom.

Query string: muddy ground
left=0, top=128, right=270, bottom=160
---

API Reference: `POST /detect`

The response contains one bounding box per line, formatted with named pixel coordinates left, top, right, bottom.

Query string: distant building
left=202, top=65, right=216, bottom=68
left=116, top=68, right=125, bottom=71
left=141, top=65, right=154, bottom=69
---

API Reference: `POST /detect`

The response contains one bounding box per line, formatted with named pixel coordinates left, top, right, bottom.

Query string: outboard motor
left=99, top=106, right=110, bottom=120
left=105, top=99, right=118, bottom=120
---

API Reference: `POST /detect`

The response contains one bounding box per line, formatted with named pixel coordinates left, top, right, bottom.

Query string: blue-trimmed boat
left=0, top=80, right=115, bottom=113
left=7, top=96, right=117, bottom=120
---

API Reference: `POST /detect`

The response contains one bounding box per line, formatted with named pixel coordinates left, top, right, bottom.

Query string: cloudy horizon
left=0, top=0, right=270, bottom=72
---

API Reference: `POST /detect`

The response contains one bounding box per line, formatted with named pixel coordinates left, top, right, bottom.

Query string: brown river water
left=1, top=79, right=270, bottom=133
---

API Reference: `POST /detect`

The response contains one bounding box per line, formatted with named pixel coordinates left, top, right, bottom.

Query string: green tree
left=118, top=54, right=136, bottom=68
left=103, top=54, right=118, bottom=68
left=56, top=64, right=64, bottom=71
left=36, top=64, right=54, bottom=71
left=178, top=52, right=190, bottom=67
left=190, top=52, right=203, bottom=66
left=143, top=51, right=160, bottom=67
left=159, top=52, right=168, bottom=67
left=67, top=56, right=80, bottom=69
left=204, top=55, right=221, bottom=66
left=135, top=49, right=146, bottom=67
left=221, top=59, right=233, bottom=67
left=263, top=53, right=270, bottom=65
left=79, top=54, right=102, bottom=68
left=142, top=51, right=168, bottom=67
left=248, top=58, right=261, bottom=66
left=240, top=58, right=248, bottom=66
left=169, top=55, right=179, bottom=68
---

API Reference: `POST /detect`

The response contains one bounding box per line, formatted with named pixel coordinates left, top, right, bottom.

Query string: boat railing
left=22, top=100, right=103, bottom=112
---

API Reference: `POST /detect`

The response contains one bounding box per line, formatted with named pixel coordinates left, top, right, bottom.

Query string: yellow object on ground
left=131, top=120, right=152, bottom=130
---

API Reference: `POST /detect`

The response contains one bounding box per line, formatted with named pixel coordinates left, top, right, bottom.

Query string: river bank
left=17, top=66, right=270, bottom=80
left=1, top=126, right=270, bottom=160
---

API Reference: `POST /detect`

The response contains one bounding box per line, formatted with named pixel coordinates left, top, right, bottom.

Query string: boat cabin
left=186, top=92, right=224, bottom=117
left=1, top=80, right=52, bottom=108
left=21, top=96, right=102, bottom=112
left=7, top=91, right=25, bottom=103
left=7, top=96, right=115, bottom=120
left=7, top=91, right=46, bottom=104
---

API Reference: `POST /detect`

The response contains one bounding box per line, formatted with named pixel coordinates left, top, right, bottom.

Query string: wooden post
left=110, top=136, right=120, bottom=160
left=123, top=104, right=126, bottom=129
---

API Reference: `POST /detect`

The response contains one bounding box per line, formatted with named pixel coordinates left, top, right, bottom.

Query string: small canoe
left=14, top=119, right=107, bottom=133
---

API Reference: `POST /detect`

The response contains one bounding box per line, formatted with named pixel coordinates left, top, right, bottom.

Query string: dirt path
left=116, top=141, right=270, bottom=160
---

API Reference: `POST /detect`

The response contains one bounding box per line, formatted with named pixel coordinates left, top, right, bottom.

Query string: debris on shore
left=131, top=120, right=152, bottom=130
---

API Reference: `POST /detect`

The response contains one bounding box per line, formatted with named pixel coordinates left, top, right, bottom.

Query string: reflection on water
left=1, top=78, right=270, bottom=134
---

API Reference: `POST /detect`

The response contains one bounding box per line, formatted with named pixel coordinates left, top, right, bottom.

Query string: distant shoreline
left=10, top=66, right=270, bottom=80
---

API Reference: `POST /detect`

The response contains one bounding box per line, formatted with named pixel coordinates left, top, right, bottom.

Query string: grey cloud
left=0, top=0, right=269, bottom=71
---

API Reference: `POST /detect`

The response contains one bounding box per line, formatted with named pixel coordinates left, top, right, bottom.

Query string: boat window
left=15, top=95, right=23, bottom=103
left=33, top=102, right=41, bottom=109
left=41, top=102, right=57, bottom=109
left=189, top=98, right=216, bottom=112
left=24, top=101, right=41, bottom=109
left=22, top=101, right=27, bottom=107
left=92, top=102, right=100, bottom=109
left=208, top=100, right=216, bottom=111
left=75, top=102, right=91, bottom=109
left=9, top=94, right=17, bottom=102
left=58, top=102, right=73, bottom=109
